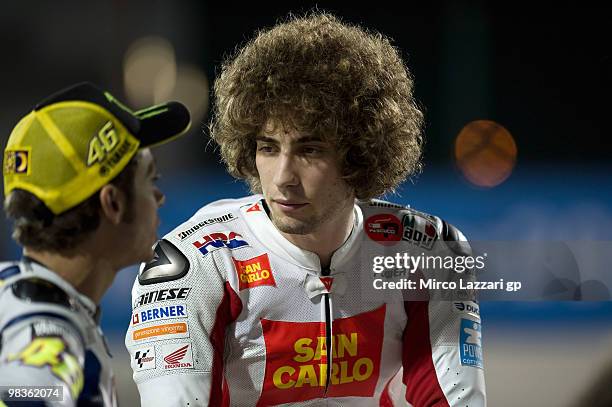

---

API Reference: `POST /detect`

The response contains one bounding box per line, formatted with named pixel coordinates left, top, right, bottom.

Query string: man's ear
left=99, top=184, right=126, bottom=225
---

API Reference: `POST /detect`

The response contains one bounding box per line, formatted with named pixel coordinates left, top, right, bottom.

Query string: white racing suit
left=0, top=259, right=117, bottom=406
left=125, top=196, right=486, bottom=406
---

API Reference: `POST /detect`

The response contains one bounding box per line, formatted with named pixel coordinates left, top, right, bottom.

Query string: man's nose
left=155, top=187, right=166, bottom=208
left=273, top=152, right=299, bottom=188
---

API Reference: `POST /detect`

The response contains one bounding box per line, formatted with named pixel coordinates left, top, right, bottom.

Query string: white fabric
left=125, top=195, right=486, bottom=406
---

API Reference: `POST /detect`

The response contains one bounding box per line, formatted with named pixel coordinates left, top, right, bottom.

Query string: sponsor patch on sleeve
left=132, top=322, right=189, bottom=342
left=234, top=253, right=276, bottom=290
left=161, top=342, right=194, bottom=370
left=459, top=318, right=483, bottom=369
left=364, top=214, right=402, bottom=245
left=133, top=287, right=191, bottom=309
left=452, top=301, right=481, bottom=320
left=401, top=213, right=438, bottom=250
left=132, top=346, right=156, bottom=371
left=131, top=303, right=188, bottom=326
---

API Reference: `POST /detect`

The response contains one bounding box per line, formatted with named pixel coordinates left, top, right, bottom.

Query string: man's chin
left=271, top=215, right=315, bottom=235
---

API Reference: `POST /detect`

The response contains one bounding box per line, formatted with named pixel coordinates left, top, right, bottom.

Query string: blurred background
left=1, top=1, right=611, bottom=406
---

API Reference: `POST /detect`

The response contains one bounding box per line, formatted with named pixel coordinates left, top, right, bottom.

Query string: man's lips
left=273, top=200, right=308, bottom=212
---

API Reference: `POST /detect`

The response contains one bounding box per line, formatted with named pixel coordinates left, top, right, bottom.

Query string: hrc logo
left=192, top=231, right=249, bottom=255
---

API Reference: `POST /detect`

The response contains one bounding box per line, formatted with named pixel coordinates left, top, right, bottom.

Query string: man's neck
left=23, top=248, right=117, bottom=305
left=278, top=203, right=355, bottom=270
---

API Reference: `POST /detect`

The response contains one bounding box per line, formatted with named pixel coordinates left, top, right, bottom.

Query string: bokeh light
left=123, top=37, right=209, bottom=126
left=454, top=120, right=517, bottom=187
left=165, top=64, right=209, bottom=126
left=123, top=36, right=177, bottom=108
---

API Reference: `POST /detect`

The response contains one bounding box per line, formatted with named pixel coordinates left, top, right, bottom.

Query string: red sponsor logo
left=402, top=214, right=438, bottom=250
left=365, top=214, right=402, bottom=245
left=132, top=313, right=139, bottom=325
left=164, top=345, right=188, bottom=364
left=234, top=254, right=276, bottom=290
left=246, top=202, right=262, bottom=212
left=320, top=277, right=333, bottom=292
left=257, top=305, right=385, bottom=406
left=163, top=344, right=193, bottom=369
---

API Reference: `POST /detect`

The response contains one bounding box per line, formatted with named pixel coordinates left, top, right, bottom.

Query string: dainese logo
left=192, top=231, right=249, bottom=255
left=233, top=254, right=276, bottom=290
left=246, top=202, right=262, bottom=212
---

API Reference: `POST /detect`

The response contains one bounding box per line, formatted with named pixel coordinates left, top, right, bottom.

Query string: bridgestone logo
left=177, top=213, right=235, bottom=240
left=368, top=201, right=407, bottom=209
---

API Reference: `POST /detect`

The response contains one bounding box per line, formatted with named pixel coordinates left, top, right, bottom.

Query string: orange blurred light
left=454, top=120, right=517, bottom=187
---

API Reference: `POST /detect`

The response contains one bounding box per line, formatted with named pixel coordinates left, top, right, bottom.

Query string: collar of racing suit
left=20, top=257, right=101, bottom=322
left=240, top=198, right=363, bottom=298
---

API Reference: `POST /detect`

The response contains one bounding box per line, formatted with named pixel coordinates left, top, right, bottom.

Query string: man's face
left=123, top=149, right=165, bottom=262
left=255, top=122, right=354, bottom=235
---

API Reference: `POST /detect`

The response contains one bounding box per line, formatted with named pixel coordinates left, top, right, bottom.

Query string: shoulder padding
left=442, top=220, right=463, bottom=242
left=11, top=278, right=71, bottom=308
left=366, top=199, right=409, bottom=210
left=441, top=220, right=472, bottom=256
left=139, top=239, right=189, bottom=285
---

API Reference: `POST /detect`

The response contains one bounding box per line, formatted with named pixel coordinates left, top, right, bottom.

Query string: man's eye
left=303, top=146, right=323, bottom=155
left=257, top=145, right=275, bottom=153
left=152, top=173, right=161, bottom=182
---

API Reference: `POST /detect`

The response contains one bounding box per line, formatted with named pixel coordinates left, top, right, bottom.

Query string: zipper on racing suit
left=321, top=266, right=333, bottom=396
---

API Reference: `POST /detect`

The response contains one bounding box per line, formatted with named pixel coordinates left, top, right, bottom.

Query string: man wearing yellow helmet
left=0, top=82, right=190, bottom=406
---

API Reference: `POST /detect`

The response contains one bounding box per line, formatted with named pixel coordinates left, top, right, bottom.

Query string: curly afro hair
left=210, top=12, right=424, bottom=200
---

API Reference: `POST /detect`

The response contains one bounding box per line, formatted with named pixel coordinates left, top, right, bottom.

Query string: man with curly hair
left=126, top=13, right=486, bottom=406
